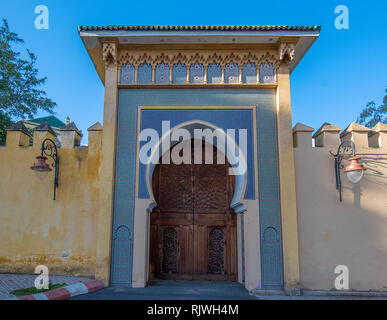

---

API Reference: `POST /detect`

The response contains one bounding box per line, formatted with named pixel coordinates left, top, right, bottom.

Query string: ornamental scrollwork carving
left=102, top=42, right=117, bottom=67
left=278, top=43, right=295, bottom=64
left=162, top=227, right=178, bottom=274
left=209, top=228, right=225, bottom=274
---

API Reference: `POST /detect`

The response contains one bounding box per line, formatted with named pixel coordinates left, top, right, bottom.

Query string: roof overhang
left=78, top=25, right=320, bottom=85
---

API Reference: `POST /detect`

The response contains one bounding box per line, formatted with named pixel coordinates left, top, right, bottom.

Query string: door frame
left=143, top=119, right=249, bottom=285
left=149, top=147, right=238, bottom=281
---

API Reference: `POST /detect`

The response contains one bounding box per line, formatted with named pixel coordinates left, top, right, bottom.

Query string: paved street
left=70, top=280, right=387, bottom=300
left=3, top=275, right=387, bottom=300
left=254, top=294, right=387, bottom=300
left=70, top=280, right=254, bottom=300
left=0, top=274, right=91, bottom=300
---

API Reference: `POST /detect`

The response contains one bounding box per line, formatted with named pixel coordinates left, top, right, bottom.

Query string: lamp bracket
left=40, top=138, right=59, bottom=200
left=333, top=140, right=356, bottom=202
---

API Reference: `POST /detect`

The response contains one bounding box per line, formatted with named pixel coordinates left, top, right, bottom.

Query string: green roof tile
left=78, top=25, right=321, bottom=32
left=28, top=116, right=66, bottom=128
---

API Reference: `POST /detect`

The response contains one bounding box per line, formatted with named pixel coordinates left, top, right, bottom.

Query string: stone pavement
left=0, top=274, right=91, bottom=300
left=70, top=280, right=254, bottom=300
left=70, top=280, right=387, bottom=300
left=3, top=276, right=387, bottom=300
left=254, top=294, right=387, bottom=300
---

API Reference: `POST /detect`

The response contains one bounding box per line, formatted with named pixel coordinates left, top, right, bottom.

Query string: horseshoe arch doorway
left=149, top=139, right=238, bottom=280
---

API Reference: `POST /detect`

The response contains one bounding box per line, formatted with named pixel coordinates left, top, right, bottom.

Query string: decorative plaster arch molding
left=145, top=120, right=248, bottom=214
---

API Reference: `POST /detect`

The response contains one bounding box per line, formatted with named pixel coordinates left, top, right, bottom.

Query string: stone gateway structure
left=1, top=25, right=386, bottom=296
left=80, top=25, right=314, bottom=292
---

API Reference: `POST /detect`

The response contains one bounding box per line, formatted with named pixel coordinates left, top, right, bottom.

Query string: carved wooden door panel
left=150, top=162, right=195, bottom=280
left=149, top=142, right=237, bottom=281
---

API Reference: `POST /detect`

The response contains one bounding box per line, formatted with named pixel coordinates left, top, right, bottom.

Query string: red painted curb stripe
left=19, top=295, right=36, bottom=300
left=15, top=280, right=104, bottom=300
left=43, top=287, right=71, bottom=300
left=82, top=280, right=105, bottom=293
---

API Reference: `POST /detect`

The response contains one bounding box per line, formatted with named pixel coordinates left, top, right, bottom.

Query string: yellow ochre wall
left=1, top=112, right=387, bottom=293
left=0, top=127, right=102, bottom=277
left=293, top=123, right=387, bottom=291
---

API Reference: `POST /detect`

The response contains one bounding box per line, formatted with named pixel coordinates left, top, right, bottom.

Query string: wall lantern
left=30, top=138, right=59, bottom=200
left=332, top=140, right=365, bottom=202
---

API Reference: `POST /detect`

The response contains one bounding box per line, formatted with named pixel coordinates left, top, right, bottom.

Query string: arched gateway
left=149, top=140, right=237, bottom=280
left=78, top=24, right=320, bottom=292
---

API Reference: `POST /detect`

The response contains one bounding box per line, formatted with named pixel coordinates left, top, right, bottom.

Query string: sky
left=1, top=0, right=386, bottom=144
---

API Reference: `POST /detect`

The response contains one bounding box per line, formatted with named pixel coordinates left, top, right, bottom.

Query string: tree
left=357, top=88, right=387, bottom=128
left=0, top=19, right=56, bottom=145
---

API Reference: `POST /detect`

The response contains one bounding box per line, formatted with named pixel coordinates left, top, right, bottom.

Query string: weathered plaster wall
left=294, top=124, right=387, bottom=291
left=0, top=127, right=102, bottom=277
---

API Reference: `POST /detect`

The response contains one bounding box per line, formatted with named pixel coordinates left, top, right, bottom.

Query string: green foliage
left=0, top=18, right=56, bottom=145
left=0, top=111, right=11, bottom=145
left=357, top=88, right=387, bottom=128
left=10, top=282, right=67, bottom=297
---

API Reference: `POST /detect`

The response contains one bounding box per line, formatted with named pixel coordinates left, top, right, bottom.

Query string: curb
left=6, top=279, right=105, bottom=300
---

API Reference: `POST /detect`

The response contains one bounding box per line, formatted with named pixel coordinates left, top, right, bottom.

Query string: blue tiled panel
left=111, top=91, right=138, bottom=286
left=111, top=225, right=132, bottom=284
left=138, top=63, right=152, bottom=84
left=259, top=62, right=275, bottom=84
left=207, top=63, right=222, bottom=83
left=256, top=92, right=283, bottom=288
left=224, top=62, right=239, bottom=84
left=120, top=64, right=135, bottom=84
left=190, top=62, right=204, bottom=83
left=139, top=108, right=254, bottom=200
left=155, top=62, right=169, bottom=84
left=261, top=227, right=282, bottom=285
left=113, top=88, right=283, bottom=288
left=242, top=63, right=257, bottom=84
left=172, top=62, right=187, bottom=84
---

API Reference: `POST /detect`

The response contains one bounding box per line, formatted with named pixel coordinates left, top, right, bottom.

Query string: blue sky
left=1, top=0, right=386, bottom=144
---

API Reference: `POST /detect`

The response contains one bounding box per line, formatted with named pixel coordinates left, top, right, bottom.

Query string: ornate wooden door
left=149, top=142, right=237, bottom=281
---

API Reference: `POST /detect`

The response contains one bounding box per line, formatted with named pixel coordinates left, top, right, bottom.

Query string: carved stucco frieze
left=117, top=50, right=281, bottom=70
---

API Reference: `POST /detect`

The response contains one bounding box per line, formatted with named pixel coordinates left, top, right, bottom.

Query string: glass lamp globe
left=346, top=169, right=364, bottom=183
left=344, top=157, right=365, bottom=184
